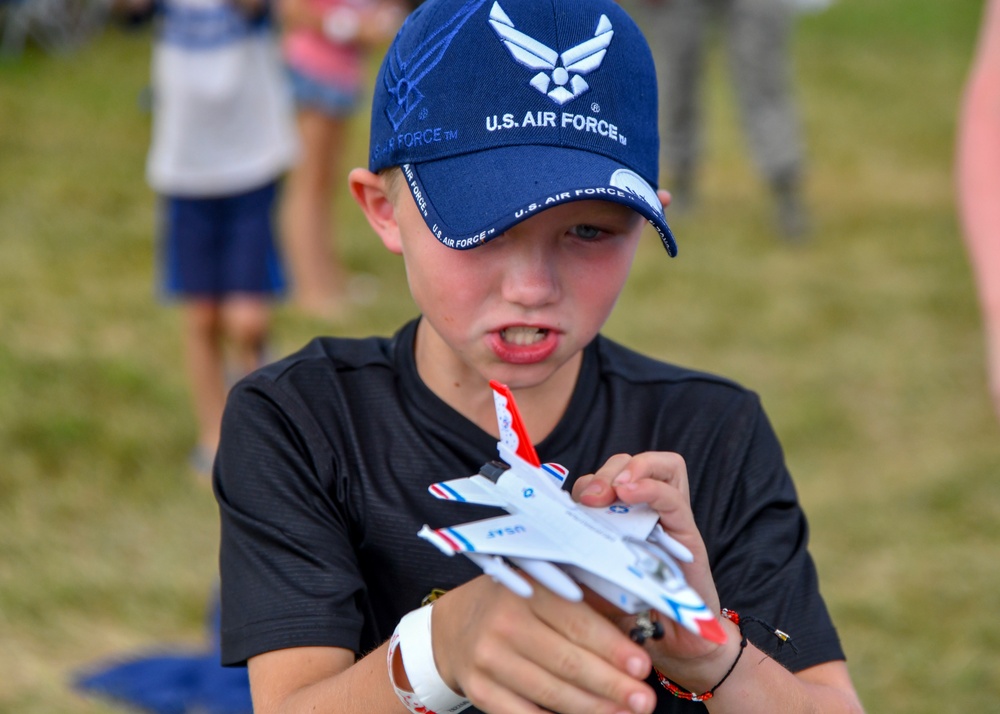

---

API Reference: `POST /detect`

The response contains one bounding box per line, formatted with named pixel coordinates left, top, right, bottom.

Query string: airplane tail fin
left=489, top=381, right=542, bottom=467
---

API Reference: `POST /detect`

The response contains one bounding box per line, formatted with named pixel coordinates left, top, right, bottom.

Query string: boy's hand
left=572, top=453, right=743, bottom=690
left=431, top=573, right=657, bottom=714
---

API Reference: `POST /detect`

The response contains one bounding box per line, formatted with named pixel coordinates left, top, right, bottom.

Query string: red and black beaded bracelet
left=655, top=609, right=797, bottom=702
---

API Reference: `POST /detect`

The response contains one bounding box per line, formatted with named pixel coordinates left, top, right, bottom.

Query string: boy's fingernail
left=612, top=470, right=632, bottom=486
left=582, top=482, right=605, bottom=497
left=626, top=656, right=648, bottom=678
left=628, top=691, right=652, bottom=713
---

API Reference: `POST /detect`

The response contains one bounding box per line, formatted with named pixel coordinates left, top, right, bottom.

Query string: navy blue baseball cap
left=369, top=0, right=676, bottom=256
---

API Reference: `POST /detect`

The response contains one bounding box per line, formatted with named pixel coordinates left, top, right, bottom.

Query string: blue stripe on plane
left=660, top=595, right=710, bottom=624
left=440, top=483, right=466, bottom=502
left=447, top=528, right=475, bottom=552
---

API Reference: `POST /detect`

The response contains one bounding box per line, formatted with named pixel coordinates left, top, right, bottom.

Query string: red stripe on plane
left=435, top=529, right=462, bottom=552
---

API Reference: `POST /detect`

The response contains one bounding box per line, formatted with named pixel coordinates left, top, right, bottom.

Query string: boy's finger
left=531, top=584, right=653, bottom=681
left=460, top=675, right=552, bottom=714
left=490, top=651, right=655, bottom=714
left=448, top=578, right=654, bottom=714
left=572, top=453, right=632, bottom=506
left=499, top=606, right=656, bottom=714
left=611, top=452, right=690, bottom=500
left=614, top=478, right=691, bottom=526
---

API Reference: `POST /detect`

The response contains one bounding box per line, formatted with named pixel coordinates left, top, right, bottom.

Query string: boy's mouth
left=489, top=326, right=559, bottom=365
left=500, top=326, right=549, bottom=345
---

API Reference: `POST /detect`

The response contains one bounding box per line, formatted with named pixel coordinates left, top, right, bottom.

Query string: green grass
left=2, top=1, right=999, bottom=711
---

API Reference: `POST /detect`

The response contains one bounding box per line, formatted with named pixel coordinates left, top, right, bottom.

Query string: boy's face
left=388, top=183, right=647, bottom=395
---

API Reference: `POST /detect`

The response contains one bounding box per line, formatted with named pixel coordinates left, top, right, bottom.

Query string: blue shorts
left=286, top=65, right=361, bottom=118
left=159, top=181, right=286, bottom=299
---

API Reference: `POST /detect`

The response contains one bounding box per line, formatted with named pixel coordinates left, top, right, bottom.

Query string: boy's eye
left=571, top=225, right=604, bottom=240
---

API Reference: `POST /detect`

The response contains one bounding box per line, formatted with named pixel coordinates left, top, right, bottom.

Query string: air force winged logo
left=489, top=1, right=613, bottom=106
left=383, top=0, right=490, bottom=130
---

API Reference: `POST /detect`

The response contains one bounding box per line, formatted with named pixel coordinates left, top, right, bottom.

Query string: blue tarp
left=74, top=595, right=252, bottom=714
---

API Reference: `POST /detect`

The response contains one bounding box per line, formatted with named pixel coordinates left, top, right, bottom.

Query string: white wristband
left=322, top=6, right=360, bottom=44
left=388, top=605, right=472, bottom=714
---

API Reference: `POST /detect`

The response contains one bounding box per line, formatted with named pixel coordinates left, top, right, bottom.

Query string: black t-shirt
left=215, top=319, right=844, bottom=712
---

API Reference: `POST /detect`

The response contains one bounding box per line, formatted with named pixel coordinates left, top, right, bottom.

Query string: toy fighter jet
left=418, top=381, right=727, bottom=645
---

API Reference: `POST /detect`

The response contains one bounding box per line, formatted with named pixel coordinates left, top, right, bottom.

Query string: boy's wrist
left=653, top=617, right=743, bottom=693
left=389, top=605, right=472, bottom=714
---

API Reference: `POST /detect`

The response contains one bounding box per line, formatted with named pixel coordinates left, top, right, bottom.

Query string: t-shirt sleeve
left=694, top=391, right=845, bottom=672
left=214, top=376, right=366, bottom=666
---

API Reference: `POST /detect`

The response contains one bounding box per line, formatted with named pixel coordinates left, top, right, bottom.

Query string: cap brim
left=402, top=145, right=677, bottom=256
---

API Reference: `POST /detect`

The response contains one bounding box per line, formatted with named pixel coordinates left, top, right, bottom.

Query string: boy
left=214, top=0, right=864, bottom=712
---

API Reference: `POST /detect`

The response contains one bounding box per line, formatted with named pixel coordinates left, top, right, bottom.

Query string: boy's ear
left=348, top=168, right=403, bottom=255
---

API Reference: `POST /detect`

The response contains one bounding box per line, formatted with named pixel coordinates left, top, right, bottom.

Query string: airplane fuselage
left=420, top=380, right=727, bottom=644
left=487, top=455, right=669, bottom=614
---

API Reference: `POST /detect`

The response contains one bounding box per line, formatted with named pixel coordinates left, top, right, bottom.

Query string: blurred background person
left=123, top=0, right=298, bottom=476
left=73, top=0, right=297, bottom=708
left=957, top=0, right=1000, bottom=423
left=277, top=0, right=404, bottom=318
left=636, top=0, right=811, bottom=240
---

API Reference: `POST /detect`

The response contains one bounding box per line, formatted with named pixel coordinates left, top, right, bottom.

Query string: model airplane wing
left=428, top=475, right=506, bottom=507
left=584, top=501, right=656, bottom=537
left=420, top=514, right=567, bottom=562
left=420, top=516, right=586, bottom=602
left=423, top=514, right=720, bottom=641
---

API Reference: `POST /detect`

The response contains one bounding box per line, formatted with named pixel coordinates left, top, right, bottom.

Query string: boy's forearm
left=704, top=655, right=863, bottom=713
left=651, top=641, right=862, bottom=714
left=573, top=454, right=861, bottom=712
left=250, top=643, right=409, bottom=714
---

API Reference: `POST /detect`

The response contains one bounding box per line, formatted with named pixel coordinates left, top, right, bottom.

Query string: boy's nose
left=499, top=242, right=561, bottom=308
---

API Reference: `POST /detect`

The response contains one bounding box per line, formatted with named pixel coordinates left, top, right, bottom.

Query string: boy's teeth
left=502, top=327, right=546, bottom=345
